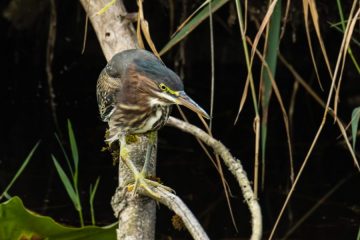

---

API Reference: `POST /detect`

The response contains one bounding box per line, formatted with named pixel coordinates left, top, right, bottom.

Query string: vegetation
left=1, top=0, right=359, bottom=239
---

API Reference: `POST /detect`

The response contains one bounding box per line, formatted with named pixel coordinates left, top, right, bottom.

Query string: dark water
left=1, top=1, right=359, bottom=239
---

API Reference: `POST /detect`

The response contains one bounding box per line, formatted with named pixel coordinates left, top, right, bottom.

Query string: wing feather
left=96, top=69, right=120, bottom=122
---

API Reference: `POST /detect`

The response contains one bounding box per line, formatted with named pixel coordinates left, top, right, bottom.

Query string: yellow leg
left=120, top=132, right=173, bottom=199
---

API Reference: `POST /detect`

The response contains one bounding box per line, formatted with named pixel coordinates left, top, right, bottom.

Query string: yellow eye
left=159, top=83, right=167, bottom=91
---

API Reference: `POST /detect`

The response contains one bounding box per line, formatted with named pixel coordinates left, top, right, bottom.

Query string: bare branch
left=112, top=186, right=210, bottom=240
left=167, top=116, right=262, bottom=240
left=46, top=0, right=60, bottom=134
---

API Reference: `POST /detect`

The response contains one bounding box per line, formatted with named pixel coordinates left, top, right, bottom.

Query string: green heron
left=97, top=49, right=209, bottom=197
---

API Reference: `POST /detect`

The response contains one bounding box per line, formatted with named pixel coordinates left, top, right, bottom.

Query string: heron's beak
left=176, top=91, right=210, bottom=119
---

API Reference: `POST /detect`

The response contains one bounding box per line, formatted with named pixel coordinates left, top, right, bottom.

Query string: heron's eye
left=159, top=83, right=168, bottom=91
left=159, top=83, right=179, bottom=96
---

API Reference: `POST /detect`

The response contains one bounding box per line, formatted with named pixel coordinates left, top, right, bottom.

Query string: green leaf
left=351, top=107, right=360, bottom=150
left=52, top=155, right=80, bottom=211
left=89, top=177, right=101, bottom=225
left=335, top=0, right=360, bottom=74
left=67, top=120, right=79, bottom=172
left=260, top=0, right=281, bottom=187
left=55, top=133, right=74, bottom=177
left=0, top=196, right=116, bottom=240
left=90, top=177, right=100, bottom=206
left=160, top=0, right=230, bottom=55
left=0, top=141, right=40, bottom=200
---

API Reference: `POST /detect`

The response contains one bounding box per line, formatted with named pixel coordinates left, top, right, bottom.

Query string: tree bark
left=79, top=0, right=137, bottom=61
left=112, top=135, right=157, bottom=240
left=78, top=1, right=156, bottom=239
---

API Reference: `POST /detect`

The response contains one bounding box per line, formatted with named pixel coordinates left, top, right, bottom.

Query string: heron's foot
left=126, top=173, right=174, bottom=199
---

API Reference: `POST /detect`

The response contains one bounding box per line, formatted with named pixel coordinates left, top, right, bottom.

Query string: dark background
left=1, top=0, right=359, bottom=239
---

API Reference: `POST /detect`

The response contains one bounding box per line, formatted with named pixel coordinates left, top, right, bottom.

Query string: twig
left=167, top=116, right=262, bottom=240
left=46, top=0, right=60, bottom=133
left=209, top=0, right=215, bottom=130
left=282, top=175, right=351, bottom=239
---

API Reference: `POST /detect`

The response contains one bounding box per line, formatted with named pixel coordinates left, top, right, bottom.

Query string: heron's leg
left=120, top=133, right=173, bottom=199
left=140, top=131, right=156, bottom=176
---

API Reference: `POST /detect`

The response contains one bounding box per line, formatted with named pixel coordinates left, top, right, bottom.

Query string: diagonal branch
left=167, top=117, right=262, bottom=240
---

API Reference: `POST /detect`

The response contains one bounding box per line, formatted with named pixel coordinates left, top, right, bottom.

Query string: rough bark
left=137, top=187, right=210, bottom=240
left=111, top=134, right=157, bottom=240
left=79, top=0, right=137, bottom=61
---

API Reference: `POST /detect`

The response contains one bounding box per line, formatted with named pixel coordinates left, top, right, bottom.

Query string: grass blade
left=333, top=0, right=360, bottom=118
left=0, top=141, right=40, bottom=200
left=302, top=0, right=323, bottom=90
left=351, top=107, right=360, bottom=150
left=54, top=121, right=84, bottom=226
left=209, top=0, right=215, bottom=130
left=260, top=0, right=282, bottom=188
left=160, top=0, right=230, bottom=55
left=269, top=6, right=360, bottom=238
left=67, top=120, right=79, bottom=171
left=52, top=155, right=79, bottom=210
left=330, top=24, right=360, bottom=48
left=89, top=177, right=101, bottom=225
left=54, top=133, right=74, bottom=177
left=67, top=120, right=79, bottom=188
left=233, top=0, right=259, bottom=120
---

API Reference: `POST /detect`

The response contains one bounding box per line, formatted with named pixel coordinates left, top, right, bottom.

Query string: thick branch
left=79, top=0, right=137, bottom=61
left=167, top=117, right=263, bottom=240
left=111, top=134, right=157, bottom=240
left=79, top=1, right=155, bottom=239
left=113, top=185, right=210, bottom=240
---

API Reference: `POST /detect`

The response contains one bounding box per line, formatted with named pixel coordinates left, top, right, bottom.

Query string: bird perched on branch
left=97, top=49, right=209, bottom=197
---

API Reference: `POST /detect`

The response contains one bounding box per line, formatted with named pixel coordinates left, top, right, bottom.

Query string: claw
left=126, top=172, right=174, bottom=199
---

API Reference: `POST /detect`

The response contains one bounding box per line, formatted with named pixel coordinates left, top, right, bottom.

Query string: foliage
left=52, top=120, right=101, bottom=226
left=0, top=122, right=112, bottom=239
left=0, top=142, right=40, bottom=201
left=351, top=107, right=360, bottom=150
left=0, top=196, right=116, bottom=240
left=157, top=0, right=360, bottom=238
left=2, top=0, right=360, bottom=238
left=160, top=0, right=230, bottom=55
